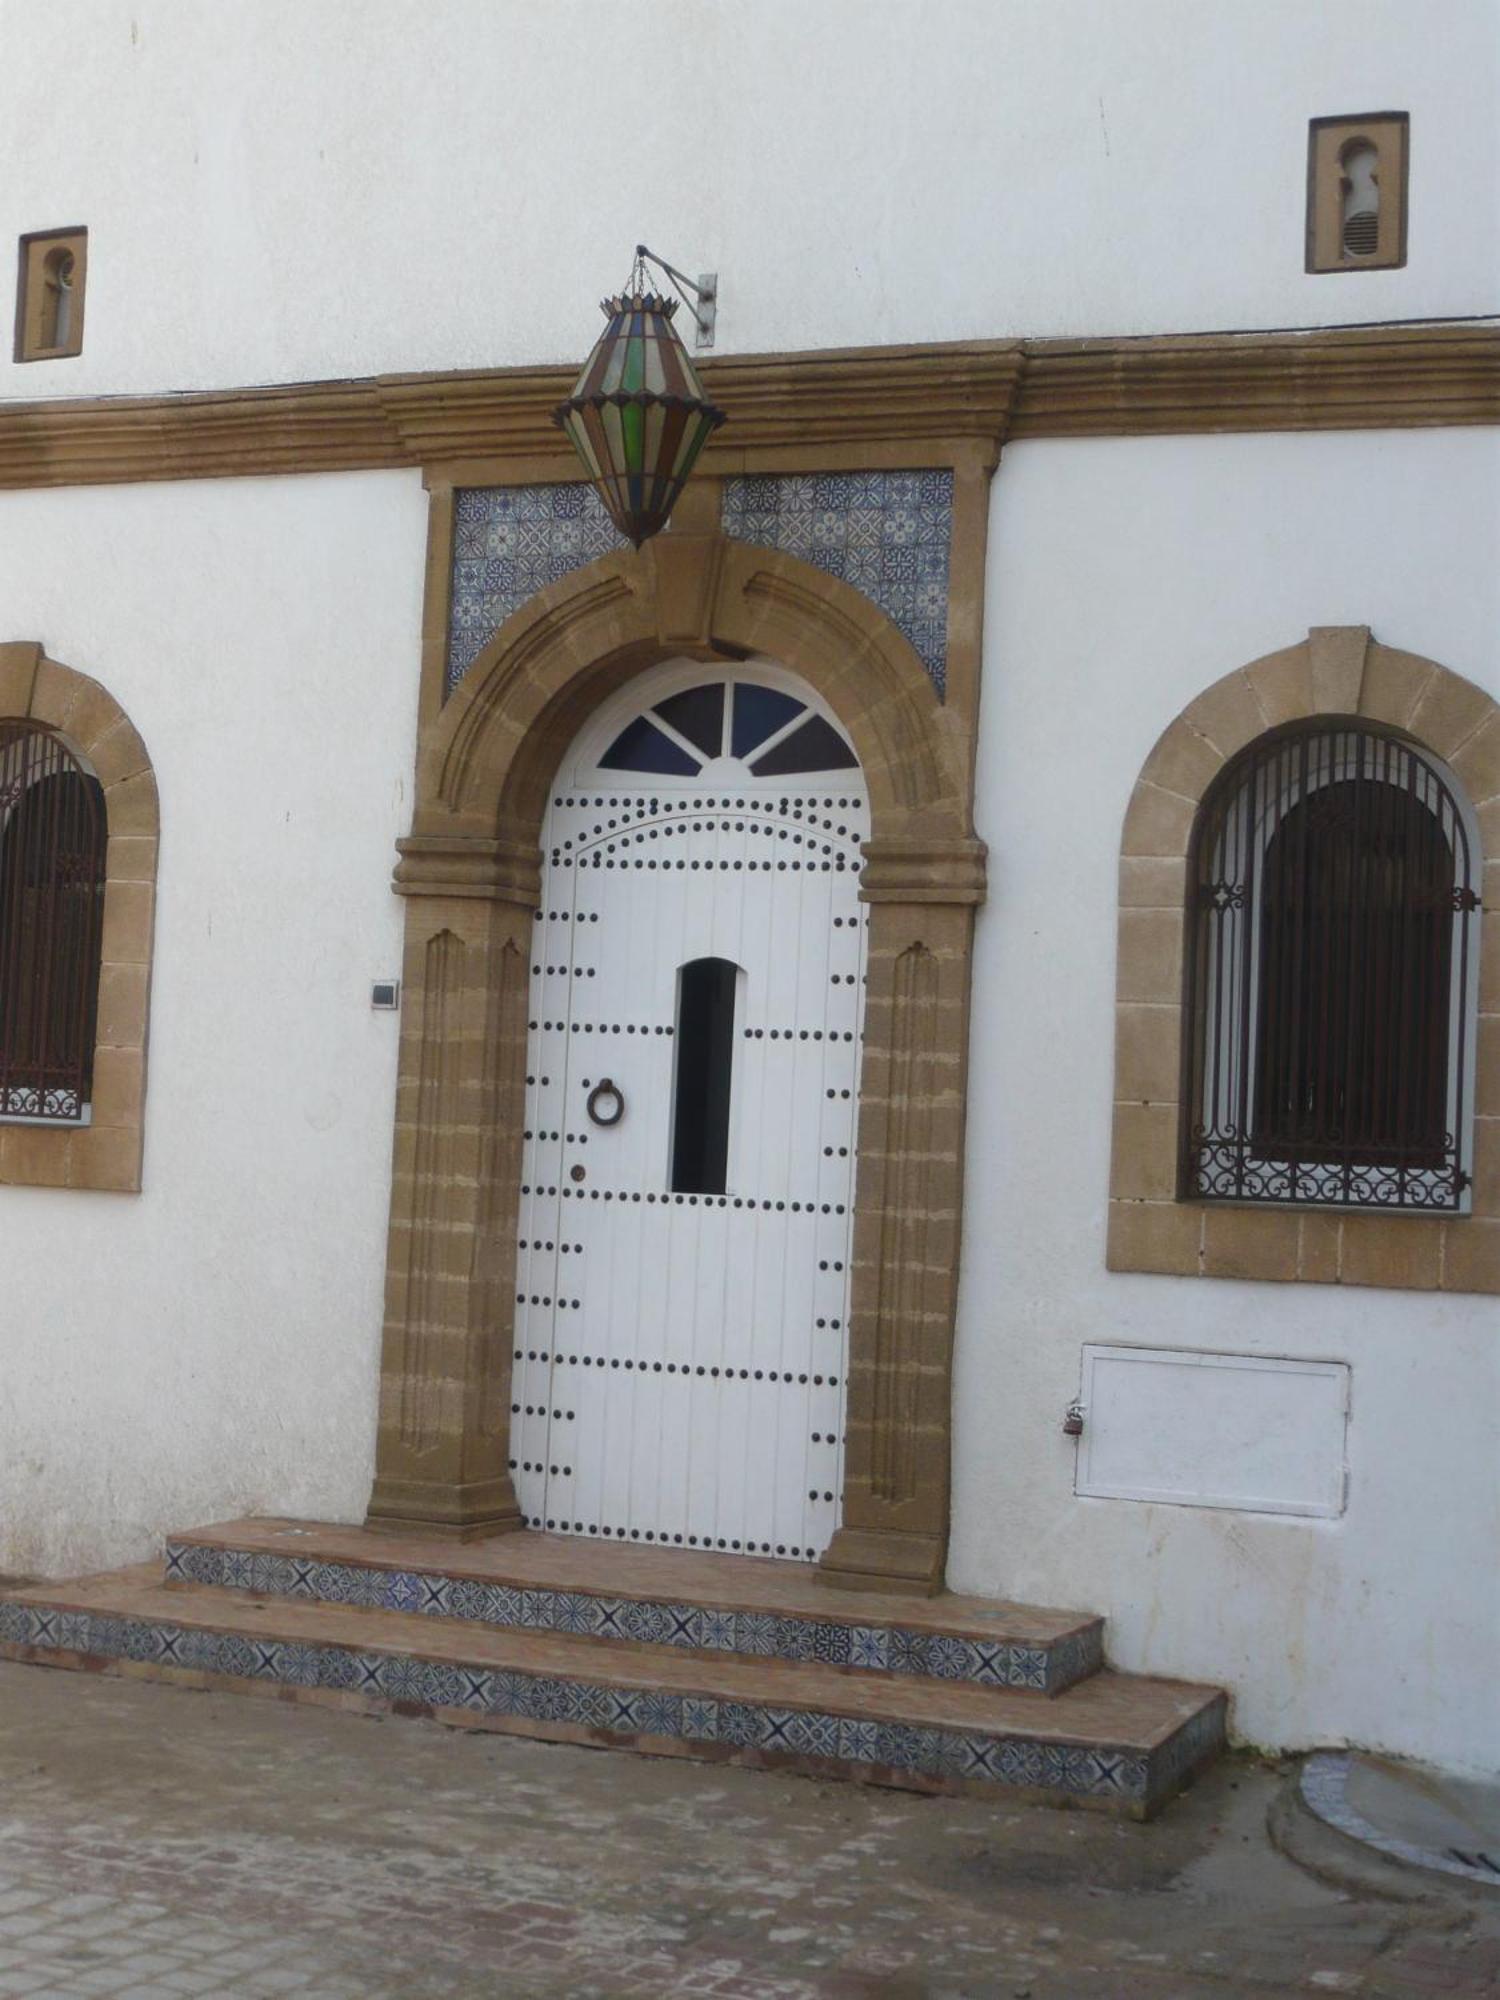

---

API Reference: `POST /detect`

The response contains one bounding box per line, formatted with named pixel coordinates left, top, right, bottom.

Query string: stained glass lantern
left=554, top=288, right=726, bottom=548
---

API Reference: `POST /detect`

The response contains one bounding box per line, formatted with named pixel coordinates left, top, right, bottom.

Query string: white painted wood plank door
left=510, top=663, right=869, bottom=1561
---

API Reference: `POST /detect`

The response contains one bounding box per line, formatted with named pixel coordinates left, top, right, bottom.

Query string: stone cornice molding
left=0, top=323, right=1494, bottom=492
left=1012, top=322, right=1500, bottom=439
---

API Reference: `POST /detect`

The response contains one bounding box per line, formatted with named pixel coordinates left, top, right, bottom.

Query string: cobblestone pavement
left=0, top=1661, right=1496, bottom=1997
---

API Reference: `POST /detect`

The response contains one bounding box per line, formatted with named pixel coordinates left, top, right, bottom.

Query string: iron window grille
left=1182, top=720, right=1479, bottom=1211
left=0, top=723, right=106, bottom=1124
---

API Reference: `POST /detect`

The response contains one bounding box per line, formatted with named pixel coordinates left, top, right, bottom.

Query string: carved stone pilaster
left=365, top=838, right=540, bottom=1540
left=819, top=836, right=986, bottom=1596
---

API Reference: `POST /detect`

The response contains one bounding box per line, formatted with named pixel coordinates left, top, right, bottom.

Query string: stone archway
left=365, top=523, right=986, bottom=1595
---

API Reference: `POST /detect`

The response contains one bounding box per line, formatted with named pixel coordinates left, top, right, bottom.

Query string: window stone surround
left=0, top=641, right=158, bottom=1193
left=1108, top=627, right=1500, bottom=1294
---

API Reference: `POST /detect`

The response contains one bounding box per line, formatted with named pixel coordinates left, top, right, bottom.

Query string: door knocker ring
left=586, top=1078, right=625, bottom=1128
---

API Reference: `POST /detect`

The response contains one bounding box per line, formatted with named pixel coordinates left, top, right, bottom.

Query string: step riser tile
left=0, top=1601, right=1204, bottom=1817
left=161, top=1542, right=1103, bottom=1694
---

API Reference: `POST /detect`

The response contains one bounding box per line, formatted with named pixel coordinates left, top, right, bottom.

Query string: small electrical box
left=371, top=980, right=400, bottom=1011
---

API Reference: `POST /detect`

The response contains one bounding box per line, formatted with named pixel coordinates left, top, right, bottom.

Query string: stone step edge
left=163, top=1537, right=1104, bottom=1696
left=0, top=1598, right=1225, bottom=1821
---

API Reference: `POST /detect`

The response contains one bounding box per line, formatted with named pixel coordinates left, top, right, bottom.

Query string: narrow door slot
left=671, top=956, right=739, bottom=1194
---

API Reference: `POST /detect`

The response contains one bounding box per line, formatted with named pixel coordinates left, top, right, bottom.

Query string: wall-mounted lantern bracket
left=634, top=243, right=717, bottom=349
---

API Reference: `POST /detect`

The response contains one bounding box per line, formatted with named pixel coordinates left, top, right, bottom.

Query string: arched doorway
left=366, top=530, right=985, bottom=1596
left=513, top=659, right=870, bottom=1560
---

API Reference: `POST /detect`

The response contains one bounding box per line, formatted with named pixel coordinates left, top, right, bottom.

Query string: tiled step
left=164, top=1518, right=1105, bottom=1695
left=0, top=1566, right=1225, bottom=1820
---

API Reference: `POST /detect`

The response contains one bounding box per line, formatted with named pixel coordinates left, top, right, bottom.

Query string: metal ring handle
left=586, top=1078, right=624, bottom=1128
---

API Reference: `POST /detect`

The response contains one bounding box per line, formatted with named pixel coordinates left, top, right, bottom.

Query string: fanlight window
left=0, top=724, right=106, bottom=1123
left=599, top=679, right=858, bottom=780
left=1183, top=721, right=1479, bottom=1211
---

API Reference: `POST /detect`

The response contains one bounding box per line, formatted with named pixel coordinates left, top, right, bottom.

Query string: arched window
left=0, top=724, right=107, bottom=1122
left=1183, top=721, right=1479, bottom=1211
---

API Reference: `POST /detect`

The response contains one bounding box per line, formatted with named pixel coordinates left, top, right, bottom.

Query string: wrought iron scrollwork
left=1183, top=722, right=1477, bottom=1213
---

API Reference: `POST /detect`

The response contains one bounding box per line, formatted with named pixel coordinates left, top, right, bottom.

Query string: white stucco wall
left=0, top=470, right=425, bottom=1578
left=952, top=426, right=1500, bottom=1772
left=0, top=0, right=1494, bottom=400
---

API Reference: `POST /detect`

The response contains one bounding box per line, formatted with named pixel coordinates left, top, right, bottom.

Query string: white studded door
left=511, top=662, right=869, bottom=1561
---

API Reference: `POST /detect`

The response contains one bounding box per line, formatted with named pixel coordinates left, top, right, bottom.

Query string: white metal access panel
left=510, top=661, right=869, bottom=1561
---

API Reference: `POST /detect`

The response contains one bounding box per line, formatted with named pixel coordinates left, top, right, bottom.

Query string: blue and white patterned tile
left=1007, top=1646, right=1051, bottom=1692
left=447, top=483, right=627, bottom=691
left=489, top=1671, right=536, bottom=1718
left=681, top=1697, right=720, bottom=1741
left=635, top=1693, right=685, bottom=1739
left=559, top=1680, right=613, bottom=1729
left=717, top=1702, right=766, bottom=1749
left=808, top=1621, right=852, bottom=1667
left=457, top=1668, right=497, bottom=1712
left=246, top=1640, right=287, bottom=1680
left=444, top=1577, right=493, bottom=1622
left=924, top=1635, right=977, bottom=1682
left=418, top=1663, right=467, bottom=1711
left=589, top=1598, right=630, bottom=1640
left=277, top=1644, right=323, bottom=1688
left=782, top=1710, right=843, bottom=1758
left=733, top=1613, right=782, bottom=1657
left=381, top=1571, right=427, bottom=1615
left=603, top=1691, right=645, bottom=1733
left=177, top=1626, right=225, bottom=1672
left=771, top=1617, right=817, bottom=1663
left=117, top=1619, right=163, bottom=1664
left=886, top=1630, right=931, bottom=1678
left=308, top=1563, right=357, bottom=1605
left=996, top=1738, right=1047, bottom=1787
left=48, top=1610, right=93, bottom=1655
left=551, top=1591, right=604, bottom=1636
left=660, top=1603, right=705, bottom=1648
left=517, top=1589, right=555, bottom=1630
left=618, top=1599, right=673, bottom=1645
left=313, top=1647, right=363, bottom=1692
left=845, top=1626, right=890, bottom=1672
left=212, top=1634, right=261, bottom=1679
left=528, top=1677, right=580, bottom=1724
left=837, top=1718, right=884, bottom=1766
left=696, top=1609, right=737, bottom=1652
left=931, top=1732, right=987, bottom=1780
left=283, top=1559, right=319, bottom=1599
left=723, top=466, right=954, bottom=695
left=484, top=1585, right=527, bottom=1628
left=376, top=1654, right=438, bottom=1703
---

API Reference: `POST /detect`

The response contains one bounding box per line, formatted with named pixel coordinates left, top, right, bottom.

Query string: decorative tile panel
left=0, top=1598, right=1225, bottom=1809
left=164, top=1541, right=1102, bottom=1694
left=448, top=483, right=627, bottom=693
left=444, top=470, right=956, bottom=702
left=721, top=471, right=955, bottom=698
